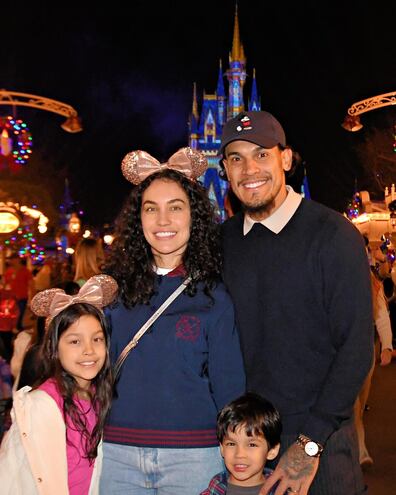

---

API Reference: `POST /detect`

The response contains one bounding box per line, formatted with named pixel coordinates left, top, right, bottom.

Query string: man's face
left=223, top=140, right=292, bottom=221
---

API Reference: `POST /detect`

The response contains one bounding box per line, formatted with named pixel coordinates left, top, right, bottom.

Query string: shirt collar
left=243, top=186, right=302, bottom=235
left=153, top=264, right=186, bottom=277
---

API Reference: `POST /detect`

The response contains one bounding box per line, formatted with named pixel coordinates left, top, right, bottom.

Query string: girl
left=101, top=147, right=245, bottom=494
left=0, top=274, right=117, bottom=495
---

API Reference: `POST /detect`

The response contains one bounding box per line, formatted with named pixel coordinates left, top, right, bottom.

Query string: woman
left=73, top=238, right=104, bottom=287
left=354, top=270, right=393, bottom=468
left=100, top=147, right=245, bottom=494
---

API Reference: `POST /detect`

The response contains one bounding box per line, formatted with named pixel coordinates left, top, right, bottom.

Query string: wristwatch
left=296, top=434, right=324, bottom=457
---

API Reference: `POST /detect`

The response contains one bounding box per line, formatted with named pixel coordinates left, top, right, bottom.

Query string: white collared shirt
left=154, top=266, right=174, bottom=275
left=243, top=186, right=303, bottom=235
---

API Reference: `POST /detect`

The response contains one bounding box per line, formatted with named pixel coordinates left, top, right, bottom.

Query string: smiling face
left=57, top=314, right=107, bottom=391
left=223, top=140, right=292, bottom=221
left=141, top=178, right=191, bottom=269
left=220, top=425, right=280, bottom=487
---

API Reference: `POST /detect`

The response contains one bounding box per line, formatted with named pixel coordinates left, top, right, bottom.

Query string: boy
left=201, top=392, right=281, bottom=495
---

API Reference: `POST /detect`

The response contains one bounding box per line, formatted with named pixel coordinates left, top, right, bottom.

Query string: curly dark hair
left=105, top=169, right=222, bottom=307
left=38, top=303, right=113, bottom=462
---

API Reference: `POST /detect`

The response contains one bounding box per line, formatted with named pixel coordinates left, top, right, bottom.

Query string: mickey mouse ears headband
left=30, top=274, right=118, bottom=319
left=121, top=147, right=208, bottom=185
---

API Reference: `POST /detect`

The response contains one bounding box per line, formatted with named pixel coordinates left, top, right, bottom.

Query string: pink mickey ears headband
left=121, top=147, right=208, bottom=185
left=30, top=274, right=118, bottom=319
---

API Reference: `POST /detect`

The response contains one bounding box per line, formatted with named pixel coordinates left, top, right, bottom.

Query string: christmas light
left=0, top=116, right=33, bottom=164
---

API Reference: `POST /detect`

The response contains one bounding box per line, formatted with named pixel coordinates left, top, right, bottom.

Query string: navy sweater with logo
left=104, top=268, right=245, bottom=448
left=221, top=199, right=373, bottom=445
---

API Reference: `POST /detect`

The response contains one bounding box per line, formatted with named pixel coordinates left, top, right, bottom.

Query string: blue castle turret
left=249, top=69, right=261, bottom=111
left=188, top=4, right=261, bottom=221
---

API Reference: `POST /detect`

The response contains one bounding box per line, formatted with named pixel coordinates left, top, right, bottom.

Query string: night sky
left=1, top=0, right=395, bottom=228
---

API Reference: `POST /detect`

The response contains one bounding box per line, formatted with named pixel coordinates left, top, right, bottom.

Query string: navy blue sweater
left=104, top=269, right=245, bottom=448
left=221, top=199, right=373, bottom=445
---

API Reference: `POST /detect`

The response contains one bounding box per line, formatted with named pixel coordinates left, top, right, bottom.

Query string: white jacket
left=0, top=386, right=102, bottom=495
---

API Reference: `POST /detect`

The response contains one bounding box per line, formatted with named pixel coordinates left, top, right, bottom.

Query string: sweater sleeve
left=302, top=223, right=374, bottom=444
left=10, top=331, right=33, bottom=379
left=375, top=288, right=393, bottom=351
left=207, top=291, right=246, bottom=411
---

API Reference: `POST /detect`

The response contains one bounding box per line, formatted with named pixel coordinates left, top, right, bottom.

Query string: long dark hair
left=38, top=303, right=113, bottom=461
left=106, top=169, right=222, bottom=307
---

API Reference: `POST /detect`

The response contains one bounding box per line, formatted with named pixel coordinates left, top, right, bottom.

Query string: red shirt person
left=4, top=254, right=34, bottom=331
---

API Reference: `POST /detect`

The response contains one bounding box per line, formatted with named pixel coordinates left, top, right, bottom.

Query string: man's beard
left=242, top=195, right=275, bottom=217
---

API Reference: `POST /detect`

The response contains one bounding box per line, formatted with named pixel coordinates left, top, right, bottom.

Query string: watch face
left=305, top=441, right=319, bottom=456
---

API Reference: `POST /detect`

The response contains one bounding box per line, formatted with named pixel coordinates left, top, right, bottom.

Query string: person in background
left=74, top=238, right=104, bottom=288
left=354, top=270, right=393, bottom=468
left=100, top=147, right=245, bottom=494
left=33, top=258, right=53, bottom=292
left=201, top=392, right=281, bottom=495
left=0, top=274, right=117, bottom=495
left=4, top=254, right=35, bottom=332
left=219, top=111, right=373, bottom=495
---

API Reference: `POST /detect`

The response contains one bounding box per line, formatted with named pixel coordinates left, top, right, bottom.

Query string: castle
left=188, top=6, right=260, bottom=220
left=352, top=186, right=396, bottom=248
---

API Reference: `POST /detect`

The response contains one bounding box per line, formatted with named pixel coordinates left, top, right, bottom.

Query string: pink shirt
left=38, top=379, right=97, bottom=495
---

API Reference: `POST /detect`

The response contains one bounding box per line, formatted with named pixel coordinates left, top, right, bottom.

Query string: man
left=220, top=111, right=373, bottom=495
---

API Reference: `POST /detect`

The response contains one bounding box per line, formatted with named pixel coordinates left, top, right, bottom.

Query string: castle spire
left=248, top=68, right=261, bottom=111
left=192, top=82, right=199, bottom=120
left=230, top=4, right=245, bottom=63
left=189, top=83, right=199, bottom=149
left=226, top=3, right=247, bottom=118
left=216, top=59, right=225, bottom=97
left=217, top=59, right=226, bottom=125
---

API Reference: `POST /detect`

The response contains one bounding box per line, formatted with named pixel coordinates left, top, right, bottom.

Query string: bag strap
left=113, top=276, right=191, bottom=381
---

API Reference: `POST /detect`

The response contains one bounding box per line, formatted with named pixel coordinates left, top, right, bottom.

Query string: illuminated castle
left=188, top=6, right=260, bottom=220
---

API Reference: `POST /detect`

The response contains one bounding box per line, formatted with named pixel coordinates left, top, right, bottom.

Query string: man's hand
left=259, top=442, right=319, bottom=495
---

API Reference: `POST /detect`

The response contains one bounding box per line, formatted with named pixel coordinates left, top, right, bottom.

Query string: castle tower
left=226, top=5, right=247, bottom=118
left=248, top=68, right=261, bottom=111
left=189, top=83, right=199, bottom=150
left=188, top=4, right=260, bottom=221
left=216, top=60, right=226, bottom=126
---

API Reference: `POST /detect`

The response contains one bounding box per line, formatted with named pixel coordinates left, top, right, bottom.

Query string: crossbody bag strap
left=113, top=276, right=191, bottom=381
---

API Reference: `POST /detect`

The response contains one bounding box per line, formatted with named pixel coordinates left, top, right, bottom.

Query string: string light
left=0, top=116, right=33, bottom=164
left=346, top=191, right=362, bottom=220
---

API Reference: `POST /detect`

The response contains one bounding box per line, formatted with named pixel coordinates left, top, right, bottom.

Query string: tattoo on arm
left=279, top=445, right=316, bottom=480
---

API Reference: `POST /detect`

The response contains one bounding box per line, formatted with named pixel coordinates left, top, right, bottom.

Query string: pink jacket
left=0, top=386, right=102, bottom=495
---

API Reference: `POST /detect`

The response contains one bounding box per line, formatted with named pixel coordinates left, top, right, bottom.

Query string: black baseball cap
left=220, top=111, right=286, bottom=155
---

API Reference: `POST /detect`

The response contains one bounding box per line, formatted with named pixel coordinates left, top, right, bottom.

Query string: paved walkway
left=362, top=355, right=396, bottom=494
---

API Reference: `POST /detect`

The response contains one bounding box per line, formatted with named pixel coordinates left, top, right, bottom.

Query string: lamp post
left=342, top=90, right=396, bottom=132
left=0, top=89, right=82, bottom=133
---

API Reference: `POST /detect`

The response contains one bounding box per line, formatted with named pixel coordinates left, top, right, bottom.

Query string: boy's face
left=220, top=425, right=280, bottom=487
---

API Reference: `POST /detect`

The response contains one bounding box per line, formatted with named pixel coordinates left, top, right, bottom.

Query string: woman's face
left=141, top=178, right=191, bottom=269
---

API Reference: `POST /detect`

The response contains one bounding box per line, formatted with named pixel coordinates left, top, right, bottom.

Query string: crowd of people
left=0, top=110, right=393, bottom=495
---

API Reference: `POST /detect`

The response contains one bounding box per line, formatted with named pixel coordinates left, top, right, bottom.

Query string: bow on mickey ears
left=121, top=147, right=208, bottom=185
left=30, top=274, right=118, bottom=319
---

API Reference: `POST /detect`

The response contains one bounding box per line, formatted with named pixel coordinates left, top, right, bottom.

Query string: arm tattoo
left=278, top=444, right=317, bottom=480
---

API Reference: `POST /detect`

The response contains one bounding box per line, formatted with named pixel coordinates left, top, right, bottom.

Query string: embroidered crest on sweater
left=175, top=315, right=200, bottom=341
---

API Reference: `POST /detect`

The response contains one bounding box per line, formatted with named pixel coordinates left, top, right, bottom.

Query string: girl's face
left=58, top=315, right=107, bottom=390
left=141, top=178, right=191, bottom=269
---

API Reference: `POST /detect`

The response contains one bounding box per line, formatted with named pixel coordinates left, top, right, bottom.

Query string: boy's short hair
left=217, top=392, right=282, bottom=449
